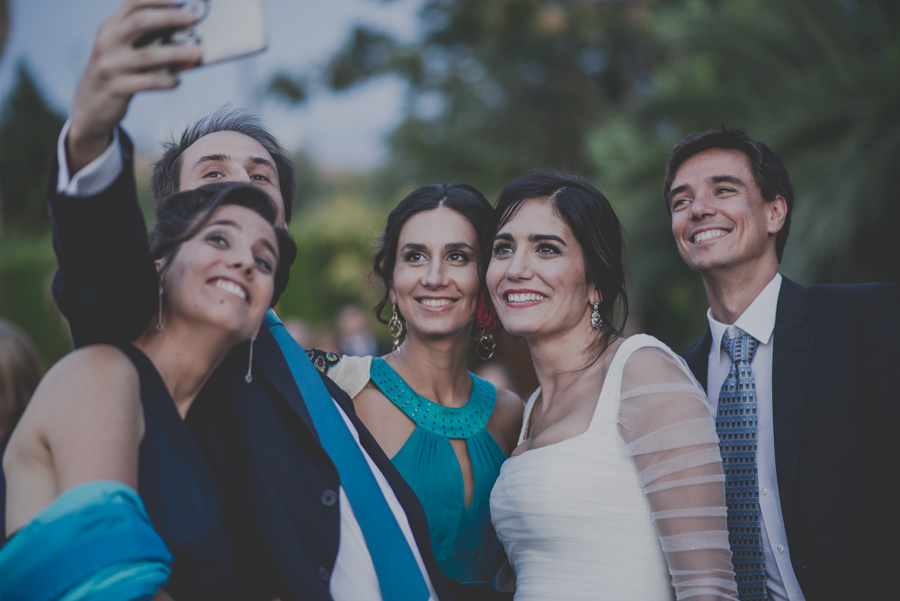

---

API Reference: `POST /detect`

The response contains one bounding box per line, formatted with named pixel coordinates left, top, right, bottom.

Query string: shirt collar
left=707, top=273, right=782, bottom=361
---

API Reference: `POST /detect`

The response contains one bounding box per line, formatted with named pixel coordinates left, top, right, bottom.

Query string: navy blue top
left=117, top=343, right=238, bottom=601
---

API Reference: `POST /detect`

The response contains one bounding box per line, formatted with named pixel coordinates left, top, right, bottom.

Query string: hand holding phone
left=135, top=0, right=268, bottom=68
left=67, top=0, right=203, bottom=173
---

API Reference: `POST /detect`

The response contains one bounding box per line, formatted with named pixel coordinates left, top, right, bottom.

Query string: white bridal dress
left=490, top=335, right=738, bottom=600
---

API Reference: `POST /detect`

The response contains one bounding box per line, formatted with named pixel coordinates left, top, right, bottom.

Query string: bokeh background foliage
left=1, top=0, right=898, bottom=367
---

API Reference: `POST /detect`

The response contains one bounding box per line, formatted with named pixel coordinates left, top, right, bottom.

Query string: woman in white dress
left=485, top=173, right=738, bottom=600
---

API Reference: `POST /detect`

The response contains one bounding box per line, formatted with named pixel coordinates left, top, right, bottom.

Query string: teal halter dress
left=369, top=357, right=508, bottom=585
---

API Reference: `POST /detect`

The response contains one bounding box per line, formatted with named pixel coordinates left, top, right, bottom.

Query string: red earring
left=476, top=288, right=501, bottom=333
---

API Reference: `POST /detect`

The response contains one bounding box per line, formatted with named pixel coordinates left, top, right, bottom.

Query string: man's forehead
left=181, top=130, right=275, bottom=167
left=674, top=147, right=751, bottom=184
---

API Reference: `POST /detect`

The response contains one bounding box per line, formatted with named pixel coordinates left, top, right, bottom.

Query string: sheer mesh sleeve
left=616, top=347, right=737, bottom=600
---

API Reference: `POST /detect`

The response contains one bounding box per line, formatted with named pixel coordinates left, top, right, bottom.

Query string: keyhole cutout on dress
left=450, top=438, right=474, bottom=510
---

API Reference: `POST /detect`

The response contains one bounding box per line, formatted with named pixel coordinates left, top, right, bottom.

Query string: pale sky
left=0, top=0, right=421, bottom=169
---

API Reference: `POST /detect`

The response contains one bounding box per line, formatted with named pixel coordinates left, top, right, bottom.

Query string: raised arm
left=617, top=347, right=737, bottom=601
left=66, top=0, right=201, bottom=172
left=50, top=129, right=161, bottom=346
left=49, top=0, right=201, bottom=347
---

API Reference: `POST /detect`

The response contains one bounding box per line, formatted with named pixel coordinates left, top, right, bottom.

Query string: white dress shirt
left=705, top=273, right=805, bottom=601
left=56, top=123, right=437, bottom=601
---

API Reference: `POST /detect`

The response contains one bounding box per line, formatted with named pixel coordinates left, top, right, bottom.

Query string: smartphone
left=135, top=0, right=267, bottom=67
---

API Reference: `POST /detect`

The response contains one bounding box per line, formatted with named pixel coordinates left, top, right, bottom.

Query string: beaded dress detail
left=369, top=357, right=495, bottom=438
left=368, top=357, right=507, bottom=584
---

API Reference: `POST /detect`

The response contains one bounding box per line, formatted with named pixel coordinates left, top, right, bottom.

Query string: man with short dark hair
left=663, top=126, right=900, bottom=601
left=48, top=2, right=501, bottom=600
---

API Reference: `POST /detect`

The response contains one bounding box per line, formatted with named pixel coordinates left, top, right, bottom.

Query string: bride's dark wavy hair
left=483, top=172, right=628, bottom=357
left=372, top=183, right=492, bottom=325
left=150, top=182, right=297, bottom=307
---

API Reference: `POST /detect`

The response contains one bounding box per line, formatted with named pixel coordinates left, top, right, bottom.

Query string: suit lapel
left=251, top=328, right=319, bottom=442
left=250, top=336, right=448, bottom=594
left=684, top=329, right=713, bottom=393
left=771, top=278, right=815, bottom=531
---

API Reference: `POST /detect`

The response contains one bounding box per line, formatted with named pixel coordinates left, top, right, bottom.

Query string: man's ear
left=767, top=195, right=788, bottom=235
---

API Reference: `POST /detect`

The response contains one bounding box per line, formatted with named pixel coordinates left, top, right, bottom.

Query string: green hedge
left=0, top=232, right=73, bottom=366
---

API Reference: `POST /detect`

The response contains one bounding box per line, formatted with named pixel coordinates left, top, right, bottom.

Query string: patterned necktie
left=717, top=326, right=767, bottom=601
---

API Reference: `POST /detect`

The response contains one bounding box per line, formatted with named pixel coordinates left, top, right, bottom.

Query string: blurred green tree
left=1, top=0, right=8, bottom=59
left=0, top=62, right=66, bottom=234
left=270, top=0, right=666, bottom=192
left=590, top=0, right=900, bottom=348
left=268, top=0, right=899, bottom=353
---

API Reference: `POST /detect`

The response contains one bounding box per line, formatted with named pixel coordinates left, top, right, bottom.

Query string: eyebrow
left=666, top=184, right=689, bottom=206
left=445, top=242, right=475, bottom=252
left=257, top=237, right=278, bottom=258
left=666, top=175, right=748, bottom=207
left=205, top=219, right=278, bottom=258
left=207, top=218, right=241, bottom=230
left=192, top=154, right=278, bottom=175
left=491, top=232, right=567, bottom=246
left=400, top=242, right=476, bottom=253
left=708, top=175, right=746, bottom=189
left=529, top=234, right=567, bottom=245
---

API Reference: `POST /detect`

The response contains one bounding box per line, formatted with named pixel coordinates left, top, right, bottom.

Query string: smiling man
left=662, top=126, right=900, bottom=601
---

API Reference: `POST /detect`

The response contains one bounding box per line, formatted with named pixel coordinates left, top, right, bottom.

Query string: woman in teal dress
left=314, top=184, right=523, bottom=586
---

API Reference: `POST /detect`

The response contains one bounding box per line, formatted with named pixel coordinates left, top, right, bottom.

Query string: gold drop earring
left=389, top=303, right=404, bottom=353
left=590, top=301, right=602, bottom=329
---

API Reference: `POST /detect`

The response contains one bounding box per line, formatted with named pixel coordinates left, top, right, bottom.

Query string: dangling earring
left=590, top=301, right=602, bottom=330
left=476, top=289, right=499, bottom=360
left=245, top=335, right=256, bottom=383
left=476, top=330, right=496, bottom=360
left=155, top=286, right=165, bottom=332
left=389, top=303, right=404, bottom=353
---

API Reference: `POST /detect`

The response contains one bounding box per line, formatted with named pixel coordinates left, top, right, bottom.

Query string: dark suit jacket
left=48, top=131, right=494, bottom=601
left=683, top=276, right=900, bottom=601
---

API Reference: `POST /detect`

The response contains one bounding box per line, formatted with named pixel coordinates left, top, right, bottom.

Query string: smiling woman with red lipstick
left=485, top=173, right=737, bottom=601
left=2, top=182, right=296, bottom=600
left=314, top=184, right=524, bottom=589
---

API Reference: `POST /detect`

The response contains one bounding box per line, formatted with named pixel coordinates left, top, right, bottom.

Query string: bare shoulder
left=494, top=385, right=525, bottom=422
left=22, top=345, right=144, bottom=492
left=488, top=385, right=525, bottom=456
left=352, top=378, right=418, bottom=459
left=34, top=345, right=141, bottom=417
left=4, top=345, right=144, bottom=529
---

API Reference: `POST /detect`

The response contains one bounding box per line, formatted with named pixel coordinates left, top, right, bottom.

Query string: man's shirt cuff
left=56, top=119, right=124, bottom=197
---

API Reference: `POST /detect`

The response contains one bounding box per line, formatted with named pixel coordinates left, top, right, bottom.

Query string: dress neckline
left=369, top=357, right=496, bottom=439
left=510, top=335, right=655, bottom=459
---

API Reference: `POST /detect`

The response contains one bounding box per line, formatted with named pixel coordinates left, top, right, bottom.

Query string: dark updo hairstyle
left=372, top=183, right=492, bottom=324
left=150, top=182, right=297, bottom=306
left=484, top=172, right=628, bottom=356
